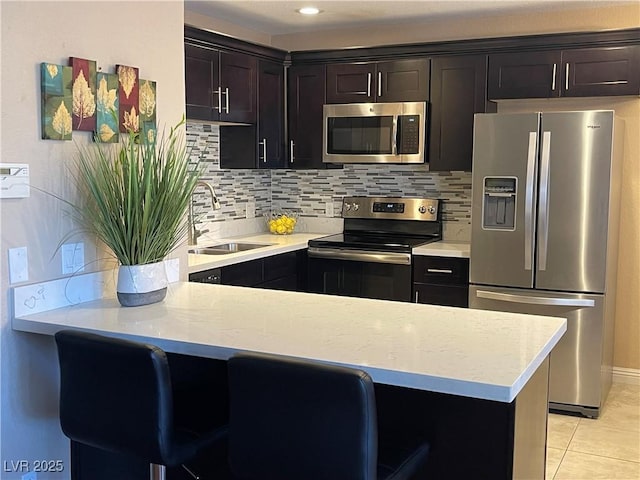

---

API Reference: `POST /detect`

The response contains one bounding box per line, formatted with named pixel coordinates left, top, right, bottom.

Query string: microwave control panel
left=397, top=115, right=421, bottom=154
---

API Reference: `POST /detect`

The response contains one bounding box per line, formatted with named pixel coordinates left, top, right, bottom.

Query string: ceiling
left=184, top=0, right=627, bottom=36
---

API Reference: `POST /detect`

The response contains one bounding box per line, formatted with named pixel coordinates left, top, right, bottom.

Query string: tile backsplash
left=187, top=122, right=471, bottom=240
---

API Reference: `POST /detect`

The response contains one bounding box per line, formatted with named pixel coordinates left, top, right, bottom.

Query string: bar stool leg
left=150, top=463, right=166, bottom=480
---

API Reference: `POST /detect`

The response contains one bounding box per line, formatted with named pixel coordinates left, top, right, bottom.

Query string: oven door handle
left=307, top=247, right=411, bottom=265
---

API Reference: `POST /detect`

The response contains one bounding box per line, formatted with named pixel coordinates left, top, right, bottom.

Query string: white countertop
left=413, top=241, right=470, bottom=258
left=189, top=234, right=470, bottom=275
left=13, top=282, right=565, bottom=403
left=188, top=233, right=331, bottom=273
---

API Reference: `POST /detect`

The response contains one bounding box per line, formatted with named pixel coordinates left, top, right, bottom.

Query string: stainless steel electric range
left=307, top=196, right=442, bottom=302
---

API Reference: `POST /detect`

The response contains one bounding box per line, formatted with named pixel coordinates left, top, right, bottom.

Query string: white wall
left=0, top=1, right=185, bottom=476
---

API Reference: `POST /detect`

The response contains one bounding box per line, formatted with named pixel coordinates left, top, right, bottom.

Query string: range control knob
left=428, top=205, right=436, bottom=214
left=352, top=203, right=360, bottom=211
left=344, top=203, right=352, bottom=211
left=418, top=205, right=427, bottom=214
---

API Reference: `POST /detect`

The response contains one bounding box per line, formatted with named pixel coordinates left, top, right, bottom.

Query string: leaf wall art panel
left=41, top=63, right=73, bottom=141
left=139, top=79, right=156, bottom=144
left=116, top=64, right=139, bottom=133
left=95, top=72, right=120, bottom=143
left=69, top=57, right=97, bottom=131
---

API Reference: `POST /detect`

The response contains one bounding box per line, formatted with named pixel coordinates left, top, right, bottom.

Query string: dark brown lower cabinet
left=413, top=256, right=469, bottom=307
left=70, top=357, right=551, bottom=479
left=189, top=250, right=307, bottom=292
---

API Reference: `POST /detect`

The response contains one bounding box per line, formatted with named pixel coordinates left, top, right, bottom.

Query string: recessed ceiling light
left=297, top=6, right=321, bottom=15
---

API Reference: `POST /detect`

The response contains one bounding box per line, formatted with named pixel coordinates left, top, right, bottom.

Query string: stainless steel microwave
left=323, top=102, right=427, bottom=164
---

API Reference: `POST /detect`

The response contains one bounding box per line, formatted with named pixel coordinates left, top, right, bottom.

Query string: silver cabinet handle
left=427, top=268, right=453, bottom=274
left=524, top=131, right=537, bottom=271
left=367, top=72, right=372, bottom=97
left=551, top=64, right=557, bottom=91
left=415, top=291, right=419, bottom=303
left=476, top=290, right=595, bottom=307
left=307, top=247, right=411, bottom=265
left=214, top=86, right=222, bottom=112
left=565, top=63, right=570, bottom=91
left=538, top=131, right=551, bottom=272
left=377, top=71, right=382, bottom=97
left=290, top=140, right=294, bottom=163
left=224, top=87, right=230, bottom=113
left=259, top=138, right=267, bottom=162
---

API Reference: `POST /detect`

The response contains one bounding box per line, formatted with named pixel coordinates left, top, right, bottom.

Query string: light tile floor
left=546, top=383, right=640, bottom=479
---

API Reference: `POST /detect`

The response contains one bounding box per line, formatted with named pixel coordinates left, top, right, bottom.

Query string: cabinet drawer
left=413, top=256, right=469, bottom=285
left=414, top=284, right=469, bottom=308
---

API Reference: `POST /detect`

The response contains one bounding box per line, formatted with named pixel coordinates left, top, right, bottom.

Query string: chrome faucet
left=188, top=181, right=221, bottom=246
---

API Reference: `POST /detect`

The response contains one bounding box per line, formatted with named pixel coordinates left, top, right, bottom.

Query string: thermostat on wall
left=0, top=163, right=30, bottom=198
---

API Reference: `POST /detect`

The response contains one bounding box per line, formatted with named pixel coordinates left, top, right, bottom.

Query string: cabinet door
left=221, top=258, right=262, bottom=286
left=258, top=60, right=285, bottom=169
left=185, top=44, right=219, bottom=121
left=287, top=64, right=326, bottom=169
left=430, top=55, right=494, bottom=171
left=326, top=63, right=375, bottom=103
left=488, top=51, right=562, bottom=99
left=220, top=51, right=257, bottom=123
left=562, top=46, right=640, bottom=97
left=377, top=59, right=430, bottom=102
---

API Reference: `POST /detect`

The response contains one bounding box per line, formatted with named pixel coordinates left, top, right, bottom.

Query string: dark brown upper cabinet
left=287, top=64, right=327, bottom=169
left=257, top=60, right=285, bottom=169
left=562, top=46, right=640, bottom=97
left=488, top=45, right=640, bottom=99
left=220, top=60, right=285, bottom=169
left=326, top=59, right=429, bottom=104
left=185, top=43, right=257, bottom=124
left=429, top=55, right=496, bottom=172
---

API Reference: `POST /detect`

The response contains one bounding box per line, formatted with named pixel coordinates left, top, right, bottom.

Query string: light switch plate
left=246, top=201, right=256, bottom=219
left=325, top=201, right=334, bottom=217
left=8, top=246, right=28, bottom=284
left=62, top=242, right=85, bottom=274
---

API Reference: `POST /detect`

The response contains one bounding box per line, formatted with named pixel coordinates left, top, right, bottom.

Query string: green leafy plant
left=65, top=118, right=200, bottom=265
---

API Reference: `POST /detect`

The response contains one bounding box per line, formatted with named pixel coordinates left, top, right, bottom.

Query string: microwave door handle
left=392, top=117, right=398, bottom=155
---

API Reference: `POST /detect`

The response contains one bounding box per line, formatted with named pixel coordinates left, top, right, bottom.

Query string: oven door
left=307, top=247, right=412, bottom=302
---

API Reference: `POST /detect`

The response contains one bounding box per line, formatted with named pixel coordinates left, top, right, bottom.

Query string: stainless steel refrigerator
left=469, top=111, right=623, bottom=417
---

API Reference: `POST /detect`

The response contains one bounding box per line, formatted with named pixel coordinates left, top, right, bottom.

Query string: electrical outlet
left=325, top=201, right=334, bottom=217
left=62, top=242, right=85, bottom=274
left=8, top=246, right=28, bottom=284
left=246, top=201, right=256, bottom=219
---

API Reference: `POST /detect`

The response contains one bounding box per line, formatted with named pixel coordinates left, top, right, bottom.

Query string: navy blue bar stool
left=55, top=330, right=228, bottom=480
left=225, top=352, right=430, bottom=480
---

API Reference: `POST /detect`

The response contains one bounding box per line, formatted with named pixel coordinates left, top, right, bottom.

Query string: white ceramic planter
left=116, top=261, right=167, bottom=307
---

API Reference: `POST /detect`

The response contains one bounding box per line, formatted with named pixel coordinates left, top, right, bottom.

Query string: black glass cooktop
left=308, top=232, right=440, bottom=253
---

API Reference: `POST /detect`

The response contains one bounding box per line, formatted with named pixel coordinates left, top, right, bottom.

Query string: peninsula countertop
left=13, top=281, right=565, bottom=403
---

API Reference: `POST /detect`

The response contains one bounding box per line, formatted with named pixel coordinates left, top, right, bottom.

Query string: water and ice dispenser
left=482, top=177, right=517, bottom=231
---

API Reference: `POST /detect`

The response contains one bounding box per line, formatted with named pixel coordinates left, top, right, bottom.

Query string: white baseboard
left=613, top=367, right=640, bottom=385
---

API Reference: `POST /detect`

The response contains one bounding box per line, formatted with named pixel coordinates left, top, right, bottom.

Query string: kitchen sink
left=188, top=242, right=273, bottom=255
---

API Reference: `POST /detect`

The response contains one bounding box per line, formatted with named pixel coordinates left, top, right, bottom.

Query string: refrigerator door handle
left=538, top=131, right=552, bottom=271
left=524, top=131, right=537, bottom=271
left=475, top=290, right=595, bottom=307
